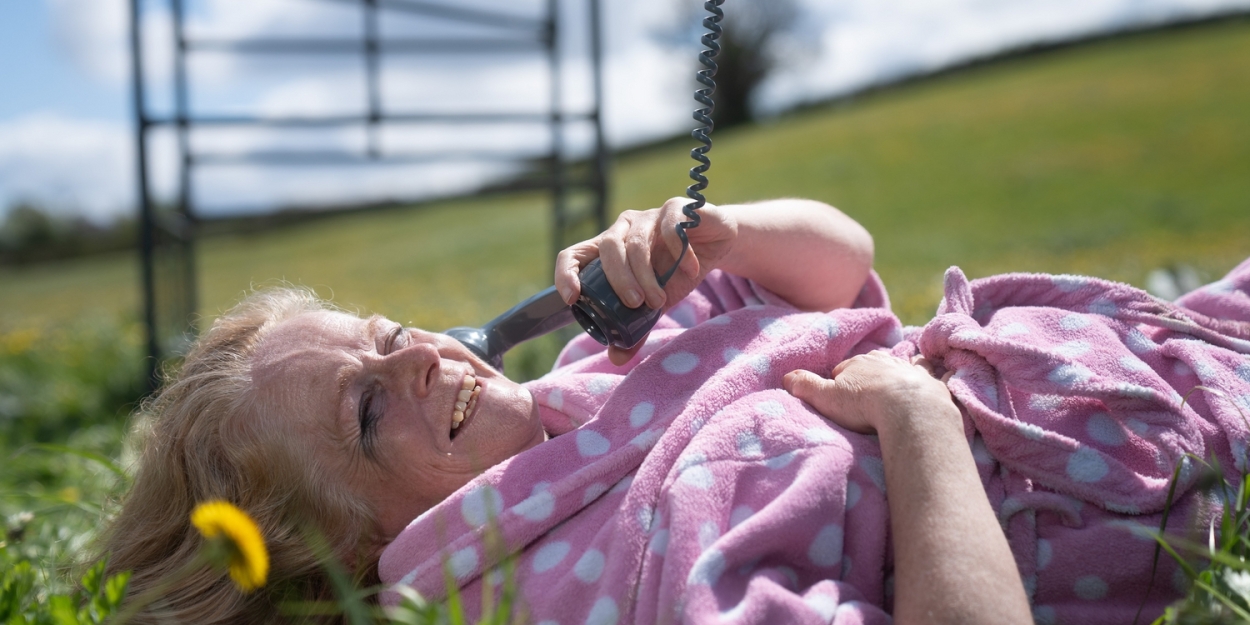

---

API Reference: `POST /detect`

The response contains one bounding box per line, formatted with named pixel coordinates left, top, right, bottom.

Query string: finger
left=911, top=355, right=936, bottom=376
left=830, top=355, right=860, bottom=379
left=624, top=230, right=666, bottom=310
left=554, top=242, right=599, bottom=304
left=783, top=369, right=838, bottom=410
left=598, top=230, right=646, bottom=310
left=608, top=341, right=644, bottom=367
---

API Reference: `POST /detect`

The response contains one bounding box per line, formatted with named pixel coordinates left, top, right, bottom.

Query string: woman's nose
left=388, top=340, right=441, bottom=397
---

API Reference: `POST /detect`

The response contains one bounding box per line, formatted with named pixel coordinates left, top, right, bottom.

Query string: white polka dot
left=630, top=429, right=661, bottom=449
left=1118, top=383, right=1154, bottom=399
left=536, top=620, right=559, bottom=625
left=1033, top=605, right=1057, bottom=625
left=610, top=475, right=634, bottom=494
left=812, top=316, right=840, bottom=338
left=1055, top=340, right=1090, bottom=358
left=1236, top=363, right=1250, bottom=383
left=755, top=400, right=786, bottom=417
left=765, top=450, right=798, bottom=470
left=748, top=355, right=771, bottom=375
left=1029, top=394, right=1065, bottom=411
left=629, top=402, right=655, bottom=428
left=1074, top=575, right=1108, bottom=600
left=723, top=347, right=744, bottom=363
left=1049, top=363, right=1092, bottom=387
left=804, top=593, right=838, bottom=620
left=1036, top=539, right=1052, bottom=570
left=585, top=596, right=619, bottom=625
left=1018, top=422, right=1046, bottom=440
left=680, top=465, right=714, bottom=489
left=668, top=302, right=697, bottom=327
left=1088, top=298, right=1118, bottom=317
left=971, top=435, right=994, bottom=465
left=804, top=427, right=837, bottom=444
left=1173, top=360, right=1193, bottom=376
left=759, top=318, right=790, bottom=338
left=450, top=546, right=478, bottom=579
left=845, top=481, right=862, bottom=510
left=1126, top=329, right=1155, bottom=354
left=736, top=431, right=763, bottom=458
left=461, top=485, right=504, bottom=527
left=704, top=314, right=732, bottom=325
left=637, top=506, right=654, bottom=531
left=1194, top=359, right=1218, bottom=379
left=1059, top=313, right=1090, bottom=330
left=1120, top=356, right=1151, bottom=372
left=687, top=549, right=726, bottom=586
left=1053, top=275, right=1087, bottom=292
left=698, top=521, right=720, bottom=550
left=1126, top=418, right=1149, bottom=435
left=1174, top=566, right=1192, bottom=594
left=648, top=529, right=670, bottom=556
left=859, top=456, right=886, bottom=492
left=547, top=388, right=564, bottom=410
left=513, top=484, right=555, bottom=522
left=729, top=506, right=754, bottom=529
left=1086, top=413, right=1126, bottom=446
left=808, top=524, right=844, bottom=567
left=583, top=483, right=608, bottom=505
left=1067, top=447, right=1109, bottom=483
left=586, top=374, right=615, bottom=395
left=662, top=352, right=699, bottom=374
left=719, top=601, right=747, bottom=620
left=532, top=541, right=571, bottom=573
left=574, top=549, right=606, bottom=583
left=689, top=416, right=708, bottom=434
left=998, top=322, right=1030, bottom=336
left=678, top=451, right=707, bottom=470
left=577, top=429, right=611, bottom=457
left=1105, top=500, right=1140, bottom=514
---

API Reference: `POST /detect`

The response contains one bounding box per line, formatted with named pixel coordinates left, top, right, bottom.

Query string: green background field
left=3, top=18, right=1248, bottom=364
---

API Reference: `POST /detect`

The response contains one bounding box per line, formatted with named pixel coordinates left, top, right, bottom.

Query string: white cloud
left=11, top=0, right=1250, bottom=221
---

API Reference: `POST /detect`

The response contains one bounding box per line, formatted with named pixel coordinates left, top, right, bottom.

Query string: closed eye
left=358, top=385, right=381, bottom=458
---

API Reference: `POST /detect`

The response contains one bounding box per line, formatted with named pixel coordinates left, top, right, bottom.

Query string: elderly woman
left=102, top=197, right=1250, bottom=624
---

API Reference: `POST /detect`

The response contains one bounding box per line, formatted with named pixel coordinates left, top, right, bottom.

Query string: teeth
left=457, top=388, right=473, bottom=402
left=452, top=410, right=464, bottom=425
left=460, top=375, right=475, bottom=391
left=455, top=400, right=467, bottom=411
left=452, top=374, right=478, bottom=436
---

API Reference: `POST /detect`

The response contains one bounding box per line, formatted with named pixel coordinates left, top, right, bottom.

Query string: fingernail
left=624, top=289, right=642, bottom=308
left=783, top=371, right=798, bottom=391
left=558, top=285, right=573, bottom=304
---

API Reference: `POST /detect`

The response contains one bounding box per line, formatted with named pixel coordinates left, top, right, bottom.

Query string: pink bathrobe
left=380, top=259, right=1250, bottom=625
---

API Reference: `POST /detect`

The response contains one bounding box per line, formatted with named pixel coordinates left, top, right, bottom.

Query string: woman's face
left=249, top=310, right=546, bottom=540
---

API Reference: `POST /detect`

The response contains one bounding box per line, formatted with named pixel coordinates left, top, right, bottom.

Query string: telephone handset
left=445, top=0, right=724, bottom=371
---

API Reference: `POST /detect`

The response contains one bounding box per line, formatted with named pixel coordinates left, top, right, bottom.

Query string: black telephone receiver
left=445, top=0, right=724, bottom=371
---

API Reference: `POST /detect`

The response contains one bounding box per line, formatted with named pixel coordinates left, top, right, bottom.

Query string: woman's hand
left=555, top=198, right=737, bottom=365
left=786, top=352, right=1032, bottom=625
left=783, top=351, right=958, bottom=435
left=555, top=197, right=737, bottom=312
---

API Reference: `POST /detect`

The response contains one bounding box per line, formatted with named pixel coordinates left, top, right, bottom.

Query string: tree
left=662, top=0, right=800, bottom=129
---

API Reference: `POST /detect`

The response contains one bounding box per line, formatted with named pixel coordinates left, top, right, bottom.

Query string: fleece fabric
left=379, top=260, right=1250, bottom=625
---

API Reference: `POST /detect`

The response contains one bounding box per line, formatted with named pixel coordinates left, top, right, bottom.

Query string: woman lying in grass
left=101, top=197, right=1250, bottom=624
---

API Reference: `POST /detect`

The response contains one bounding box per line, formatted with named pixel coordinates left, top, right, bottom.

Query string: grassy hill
left=3, top=18, right=1249, bottom=373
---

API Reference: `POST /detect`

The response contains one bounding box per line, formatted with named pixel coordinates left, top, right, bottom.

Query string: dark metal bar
left=172, top=0, right=198, bottom=335
left=363, top=0, right=382, bottom=157
left=188, top=150, right=552, bottom=165
left=147, top=111, right=597, bottom=127
left=546, top=0, right=567, bottom=263
left=589, top=0, right=609, bottom=234
left=130, top=0, right=160, bottom=392
left=321, top=0, right=544, bottom=31
left=186, top=37, right=545, bottom=54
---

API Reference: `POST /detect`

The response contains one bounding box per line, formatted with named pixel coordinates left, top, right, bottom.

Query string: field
left=2, top=17, right=1250, bottom=619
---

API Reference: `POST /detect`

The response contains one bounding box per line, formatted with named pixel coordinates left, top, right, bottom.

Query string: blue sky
left=2, top=0, right=1248, bottom=222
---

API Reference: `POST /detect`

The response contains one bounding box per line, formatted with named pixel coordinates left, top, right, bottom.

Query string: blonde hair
left=101, top=287, right=379, bottom=624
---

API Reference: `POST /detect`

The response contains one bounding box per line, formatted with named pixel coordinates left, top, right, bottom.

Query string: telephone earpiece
left=570, top=258, right=665, bottom=351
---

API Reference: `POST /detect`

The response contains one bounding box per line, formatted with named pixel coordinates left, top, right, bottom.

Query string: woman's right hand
left=782, top=351, right=958, bottom=435
left=554, top=197, right=738, bottom=312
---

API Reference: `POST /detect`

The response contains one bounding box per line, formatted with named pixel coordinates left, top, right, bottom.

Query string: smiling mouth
left=450, top=373, right=481, bottom=440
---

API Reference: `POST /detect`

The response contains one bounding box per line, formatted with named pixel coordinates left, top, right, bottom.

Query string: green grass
left=3, top=19, right=1249, bottom=335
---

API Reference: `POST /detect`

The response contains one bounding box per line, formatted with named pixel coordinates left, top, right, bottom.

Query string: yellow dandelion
left=190, top=500, right=269, bottom=593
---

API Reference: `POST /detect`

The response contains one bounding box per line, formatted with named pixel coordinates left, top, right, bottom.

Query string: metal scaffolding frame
left=128, top=0, right=609, bottom=389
